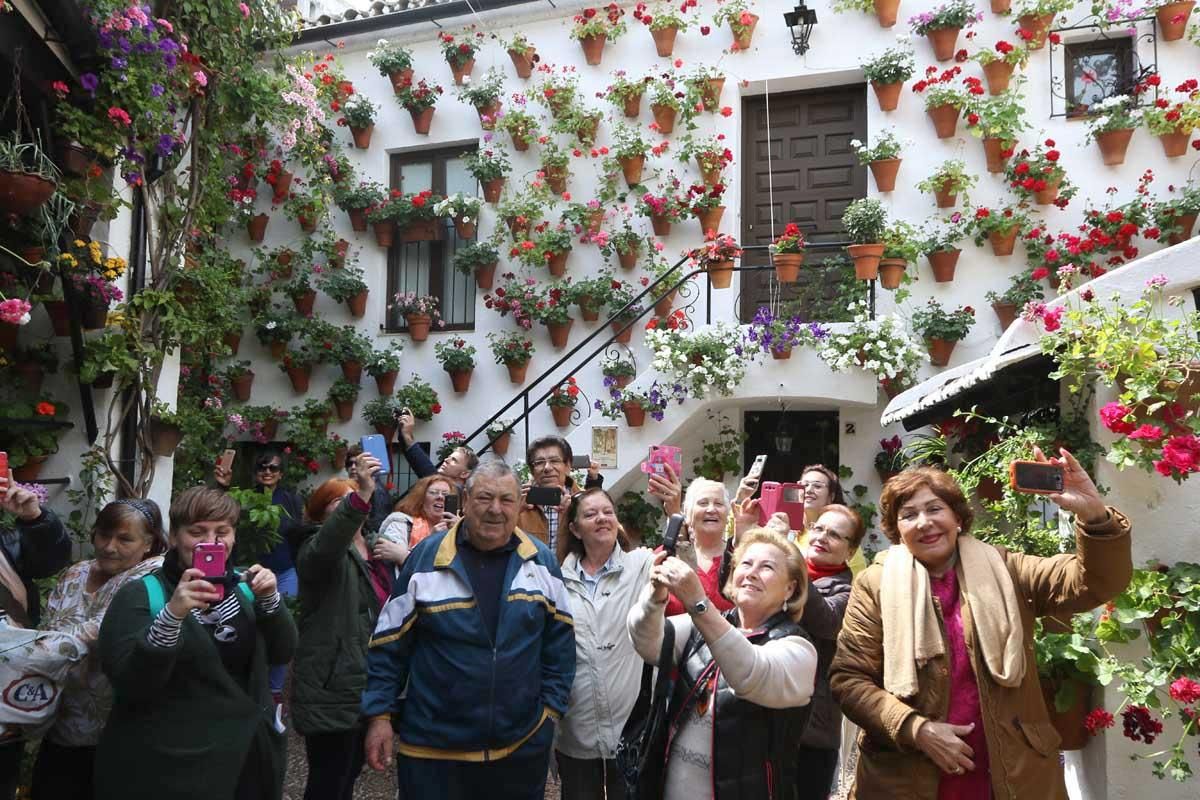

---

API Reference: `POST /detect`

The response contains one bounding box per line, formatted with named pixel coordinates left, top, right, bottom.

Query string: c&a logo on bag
left=3, top=674, right=58, bottom=712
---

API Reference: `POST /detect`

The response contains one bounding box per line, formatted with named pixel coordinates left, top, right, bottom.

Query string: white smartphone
left=748, top=454, right=768, bottom=479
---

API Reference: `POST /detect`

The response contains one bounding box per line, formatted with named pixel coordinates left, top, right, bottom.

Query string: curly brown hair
left=878, top=467, right=973, bottom=545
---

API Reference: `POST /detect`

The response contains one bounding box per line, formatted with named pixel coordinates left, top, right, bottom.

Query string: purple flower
left=156, top=134, right=175, bottom=157
left=150, top=83, right=164, bottom=97
left=80, top=72, right=99, bottom=92
left=158, top=38, right=178, bottom=54
left=162, top=52, right=177, bottom=70
left=110, top=56, right=127, bottom=70
left=118, top=37, right=132, bottom=53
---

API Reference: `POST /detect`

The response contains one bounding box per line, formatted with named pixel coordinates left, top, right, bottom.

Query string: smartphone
left=443, top=494, right=460, bottom=516
left=194, top=541, right=227, bottom=601
left=393, top=406, right=412, bottom=421
left=217, top=449, right=236, bottom=472
left=0, top=452, right=8, bottom=488
left=748, top=454, right=768, bottom=479
left=777, top=482, right=808, bottom=531
left=641, top=445, right=682, bottom=476
left=360, top=434, right=391, bottom=475
left=571, top=454, right=591, bottom=469
left=1009, top=461, right=1064, bottom=495
left=526, top=486, right=563, bottom=507
left=758, top=481, right=782, bottom=522
left=662, top=513, right=684, bottom=556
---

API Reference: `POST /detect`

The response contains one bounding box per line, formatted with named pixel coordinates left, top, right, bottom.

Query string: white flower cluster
left=645, top=323, right=749, bottom=399
left=816, top=301, right=927, bottom=382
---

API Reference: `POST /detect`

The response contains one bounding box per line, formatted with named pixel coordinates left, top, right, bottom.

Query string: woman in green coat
left=96, top=486, right=298, bottom=800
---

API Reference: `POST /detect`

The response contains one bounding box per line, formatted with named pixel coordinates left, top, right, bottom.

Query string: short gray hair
left=465, top=459, right=519, bottom=494
left=682, top=478, right=730, bottom=520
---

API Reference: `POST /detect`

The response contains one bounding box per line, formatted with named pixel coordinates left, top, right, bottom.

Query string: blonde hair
left=682, top=478, right=730, bottom=520
left=722, top=528, right=809, bottom=618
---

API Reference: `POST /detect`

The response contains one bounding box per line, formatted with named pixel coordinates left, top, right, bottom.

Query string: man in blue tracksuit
left=362, top=460, right=575, bottom=799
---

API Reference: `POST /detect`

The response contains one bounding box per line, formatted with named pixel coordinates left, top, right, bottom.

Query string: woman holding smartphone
left=377, top=474, right=459, bottom=552
left=95, top=487, right=297, bottom=800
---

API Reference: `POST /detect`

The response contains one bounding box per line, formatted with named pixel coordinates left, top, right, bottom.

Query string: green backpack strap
left=236, top=580, right=254, bottom=605
left=142, top=573, right=166, bottom=616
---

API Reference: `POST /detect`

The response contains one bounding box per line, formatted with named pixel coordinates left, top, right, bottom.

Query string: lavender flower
left=80, top=72, right=99, bottom=92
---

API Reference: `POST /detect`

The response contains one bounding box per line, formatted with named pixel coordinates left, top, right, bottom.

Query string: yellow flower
left=58, top=253, right=78, bottom=268
left=88, top=242, right=103, bottom=265
left=73, top=239, right=85, bottom=248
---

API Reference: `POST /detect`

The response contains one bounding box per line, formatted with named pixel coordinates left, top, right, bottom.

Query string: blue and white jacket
left=362, top=522, right=576, bottom=761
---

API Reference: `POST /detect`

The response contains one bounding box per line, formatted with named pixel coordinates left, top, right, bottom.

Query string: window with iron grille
left=1063, top=37, right=1134, bottom=118
left=385, top=145, right=478, bottom=333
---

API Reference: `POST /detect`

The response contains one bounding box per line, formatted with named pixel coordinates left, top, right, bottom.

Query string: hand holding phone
left=443, top=494, right=460, bottom=516
left=748, top=454, right=768, bottom=479
left=0, top=452, right=8, bottom=492
left=1009, top=461, right=1064, bottom=495
left=571, top=454, right=591, bottom=470
left=193, top=542, right=228, bottom=601
left=218, top=449, right=236, bottom=472
left=526, top=486, right=563, bottom=507
left=360, top=435, right=391, bottom=475
left=661, top=513, right=684, bottom=556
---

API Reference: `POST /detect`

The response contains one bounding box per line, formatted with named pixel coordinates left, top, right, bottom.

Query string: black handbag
left=616, top=619, right=675, bottom=800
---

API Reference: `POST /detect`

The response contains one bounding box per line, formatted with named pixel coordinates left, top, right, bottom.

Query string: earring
left=781, top=599, right=788, bottom=613
left=956, top=527, right=962, bottom=533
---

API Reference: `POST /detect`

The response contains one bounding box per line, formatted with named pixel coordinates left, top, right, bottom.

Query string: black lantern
left=784, top=3, right=817, bottom=56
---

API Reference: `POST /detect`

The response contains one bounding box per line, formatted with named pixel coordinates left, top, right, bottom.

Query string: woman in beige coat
left=829, top=449, right=1132, bottom=799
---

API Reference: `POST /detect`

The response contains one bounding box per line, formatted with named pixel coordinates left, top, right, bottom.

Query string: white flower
left=265, top=321, right=277, bottom=330
left=377, top=38, right=389, bottom=46
left=850, top=138, right=863, bottom=148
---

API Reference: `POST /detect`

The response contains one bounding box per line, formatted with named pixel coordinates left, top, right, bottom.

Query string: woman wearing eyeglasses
left=790, top=464, right=868, bottom=574
left=795, top=505, right=865, bottom=800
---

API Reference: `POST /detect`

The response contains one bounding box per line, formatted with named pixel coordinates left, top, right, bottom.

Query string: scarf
left=880, top=535, right=1025, bottom=698
left=805, top=558, right=847, bottom=583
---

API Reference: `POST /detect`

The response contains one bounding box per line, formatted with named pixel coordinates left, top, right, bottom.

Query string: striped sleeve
left=145, top=606, right=185, bottom=649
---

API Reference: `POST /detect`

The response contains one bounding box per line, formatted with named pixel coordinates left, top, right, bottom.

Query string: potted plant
left=1142, top=78, right=1200, bottom=158
left=1005, top=138, right=1075, bottom=206
left=852, top=129, right=907, bottom=192
left=362, top=396, right=402, bottom=439
left=317, top=266, right=369, bottom=318
left=879, top=221, right=922, bottom=290
left=972, top=39, right=1029, bottom=95
left=539, top=140, right=572, bottom=195
left=909, top=0, right=981, bottom=61
left=366, top=341, right=405, bottom=395
left=280, top=268, right=318, bottom=318
left=394, top=190, right=445, bottom=242
left=713, top=0, right=759, bottom=51
left=439, top=29, right=484, bottom=84
left=279, top=345, right=320, bottom=393
left=224, top=360, right=256, bottom=403
left=842, top=198, right=889, bottom=280
left=612, top=387, right=666, bottom=427
left=1033, top=616, right=1103, bottom=750
left=647, top=75, right=684, bottom=135
left=604, top=224, right=646, bottom=270
left=484, top=272, right=541, bottom=330
left=634, top=0, right=698, bottom=56
left=394, top=374, right=442, bottom=421
left=497, top=191, right=548, bottom=240
left=984, top=269, right=1044, bottom=330
left=1152, top=184, right=1200, bottom=245
left=394, top=77, right=444, bottom=135
left=453, top=68, right=505, bottom=130
left=521, top=224, right=574, bottom=277
left=254, top=307, right=295, bottom=359
left=910, top=298, right=976, bottom=366
left=78, top=332, right=135, bottom=388
left=679, top=133, right=734, bottom=186
left=484, top=418, right=515, bottom=456
left=771, top=223, right=806, bottom=282
left=571, top=274, right=618, bottom=320
left=688, top=182, right=727, bottom=234
left=874, top=435, right=910, bottom=482
left=334, top=180, right=385, bottom=232
left=687, top=412, right=746, bottom=481
left=505, top=33, right=538, bottom=78
left=685, top=231, right=742, bottom=289
left=962, top=85, right=1028, bottom=173
left=391, top=293, right=443, bottom=342
left=616, top=491, right=665, bottom=545
left=74, top=275, right=123, bottom=329
left=0, top=133, right=59, bottom=217
left=327, top=377, right=360, bottom=422
left=331, top=325, right=372, bottom=384
left=465, top=148, right=511, bottom=204
left=861, top=41, right=916, bottom=111
left=531, top=283, right=575, bottom=348
left=368, top=39, right=415, bottom=91
left=453, top=241, right=500, bottom=290
left=917, top=160, right=977, bottom=208
left=968, top=204, right=1031, bottom=256
left=571, top=4, right=628, bottom=65
left=605, top=71, right=653, bottom=117
left=923, top=213, right=967, bottom=280
left=338, top=94, right=377, bottom=149
left=687, top=63, right=727, bottom=112
left=547, top=376, right=582, bottom=427
left=606, top=279, right=648, bottom=343
left=612, top=124, right=651, bottom=186
left=744, top=305, right=814, bottom=359
left=497, top=106, right=539, bottom=152
left=1084, top=94, right=1142, bottom=165
left=815, top=298, right=928, bottom=393
left=433, top=337, right=477, bottom=394
left=487, top=330, right=536, bottom=384
left=535, top=72, right=581, bottom=119
left=601, top=353, right=638, bottom=388
left=912, top=64, right=969, bottom=138
left=434, top=193, right=482, bottom=240
left=1014, top=0, right=1072, bottom=50
left=637, top=174, right=688, bottom=235
left=146, top=403, right=186, bottom=457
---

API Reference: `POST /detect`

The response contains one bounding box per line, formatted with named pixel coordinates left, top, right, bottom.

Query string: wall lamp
left=784, top=3, right=818, bottom=56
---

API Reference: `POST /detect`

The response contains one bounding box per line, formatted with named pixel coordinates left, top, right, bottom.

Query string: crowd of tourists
left=0, top=420, right=1131, bottom=800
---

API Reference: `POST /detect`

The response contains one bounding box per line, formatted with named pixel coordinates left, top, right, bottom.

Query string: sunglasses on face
left=256, top=463, right=282, bottom=473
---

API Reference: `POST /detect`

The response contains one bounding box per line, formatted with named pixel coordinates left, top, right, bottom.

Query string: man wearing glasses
left=517, top=436, right=602, bottom=553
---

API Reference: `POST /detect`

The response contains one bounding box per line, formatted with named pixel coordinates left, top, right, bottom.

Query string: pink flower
left=193, top=71, right=208, bottom=87
left=1099, top=402, right=1136, bottom=435
left=107, top=106, right=132, bottom=126
left=1128, top=424, right=1164, bottom=441
left=1040, top=306, right=1064, bottom=331
left=1160, top=434, right=1200, bottom=474
left=0, top=298, right=32, bottom=325
left=1169, top=676, right=1200, bottom=705
left=239, top=2, right=250, bottom=17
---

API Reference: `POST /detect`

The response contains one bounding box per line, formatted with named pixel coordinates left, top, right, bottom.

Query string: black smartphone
left=1009, top=461, right=1065, bottom=494
left=571, top=454, right=591, bottom=469
left=443, top=494, right=460, bottom=515
left=662, top=513, right=684, bottom=556
left=526, top=486, right=563, bottom=506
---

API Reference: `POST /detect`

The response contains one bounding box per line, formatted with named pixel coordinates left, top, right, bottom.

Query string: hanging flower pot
left=57, top=141, right=96, bottom=176
left=476, top=100, right=502, bottom=130
left=927, top=249, right=961, bottom=282
left=475, top=261, right=498, bottom=290
left=868, top=158, right=902, bottom=191
left=879, top=377, right=907, bottom=399
left=12, top=455, right=47, bottom=483
left=401, top=219, right=443, bottom=242
left=269, top=340, right=288, bottom=360
left=622, top=402, right=647, bottom=427
left=1166, top=212, right=1198, bottom=244
left=406, top=314, right=432, bottom=341
left=246, top=213, right=269, bottom=243
left=707, top=259, right=734, bottom=289
left=927, top=337, right=957, bottom=366
left=448, top=368, right=473, bottom=393
left=223, top=331, right=242, bottom=356
left=454, top=217, right=477, bottom=239
left=1041, top=678, right=1092, bottom=751
left=926, top=27, right=961, bottom=61
left=511, top=133, right=530, bottom=151
left=286, top=365, right=312, bottom=393
left=651, top=25, right=679, bottom=57
left=701, top=77, right=725, bottom=109
left=773, top=253, right=804, bottom=283
left=695, top=205, right=725, bottom=234
left=350, top=125, right=374, bottom=149
left=342, top=360, right=363, bottom=384
left=347, top=290, right=369, bottom=319
left=547, top=249, right=570, bottom=277
left=730, top=13, right=759, bottom=50
left=409, top=107, right=435, bottom=135
left=982, top=137, right=1012, bottom=173
left=579, top=33, right=607, bottom=65
left=611, top=319, right=634, bottom=344
left=623, top=93, right=643, bottom=118
left=330, top=240, right=350, bottom=269
left=482, top=177, right=505, bottom=204
left=988, top=226, right=1019, bottom=256
left=509, top=48, right=537, bottom=78
left=506, top=361, right=529, bottom=384
left=871, top=80, right=903, bottom=111
left=576, top=116, right=601, bottom=146
left=1033, top=179, right=1062, bottom=205
left=374, top=423, right=396, bottom=441
left=69, top=203, right=100, bottom=237
left=579, top=299, right=601, bottom=321
left=261, top=418, right=280, bottom=441
left=933, top=180, right=958, bottom=209
left=551, top=404, right=574, bottom=427
left=650, top=103, right=678, bottom=134
left=771, top=344, right=793, bottom=360
left=231, top=371, right=255, bottom=403
left=44, top=300, right=70, bottom=336
left=878, top=257, right=907, bottom=290
left=334, top=399, right=355, bottom=423
left=375, top=370, right=398, bottom=396
left=618, top=243, right=640, bottom=270
left=297, top=213, right=318, bottom=234
left=990, top=0, right=1012, bottom=11
left=698, top=162, right=722, bottom=185
left=450, top=57, right=475, bottom=85
left=873, top=0, right=901, bottom=26
left=847, top=243, right=885, bottom=280
left=546, top=318, right=574, bottom=348
left=506, top=216, right=533, bottom=238
left=348, top=208, right=368, bottom=232
left=271, top=169, right=294, bottom=203
left=292, top=290, right=317, bottom=317
left=1018, top=13, right=1055, bottom=49
left=1158, top=128, right=1192, bottom=158
left=490, top=431, right=512, bottom=456
left=992, top=301, right=1018, bottom=331
left=0, top=170, right=56, bottom=216
left=926, top=103, right=961, bottom=138
left=82, top=296, right=110, bottom=330
left=91, top=371, right=115, bottom=390
left=619, top=154, right=646, bottom=186
left=653, top=290, right=677, bottom=316
left=1156, top=0, right=1194, bottom=40
left=543, top=164, right=568, bottom=194
left=650, top=214, right=672, bottom=237
left=982, top=60, right=1015, bottom=95
left=373, top=221, right=395, bottom=248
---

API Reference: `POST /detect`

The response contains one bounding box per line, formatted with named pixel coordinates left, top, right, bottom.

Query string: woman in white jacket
left=555, top=488, right=654, bottom=800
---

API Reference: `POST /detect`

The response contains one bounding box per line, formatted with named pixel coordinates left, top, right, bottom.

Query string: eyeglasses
left=531, top=457, right=565, bottom=470
left=810, top=524, right=848, bottom=544
left=799, top=481, right=828, bottom=491
left=256, top=463, right=282, bottom=473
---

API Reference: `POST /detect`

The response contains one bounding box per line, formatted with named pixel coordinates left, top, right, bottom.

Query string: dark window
left=1064, top=37, right=1134, bottom=118
left=386, top=145, right=478, bottom=333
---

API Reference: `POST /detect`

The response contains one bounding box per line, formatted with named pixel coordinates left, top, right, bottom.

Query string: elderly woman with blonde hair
left=656, top=477, right=737, bottom=616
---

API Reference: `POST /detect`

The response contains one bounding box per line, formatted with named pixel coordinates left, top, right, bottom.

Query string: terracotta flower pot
left=1019, top=13, right=1055, bottom=50
left=448, top=368, right=473, bottom=394
left=373, top=221, right=395, bottom=248
left=982, top=60, right=1015, bottom=95
left=70, top=204, right=100, bottom=237
left=246, top=213, right=269, bottom=243
left=331, top=446, right=349, bottom=471
left=292, top=289, right=317, bottom=318
left=847, top=243, right=885, bottom=280
left=406, top=314, right=432, bottom=341
left=576, top=117, right=600, bottom=145
left=707, top=259, right=734, bottom=289
left=341, top=360, right=363, bottom=384
left=1041, top=678, right=1091, bottom=751
left=551, top=405, right=574, bottom=427
left=871, top=80, right=903, bottom=112
left=774, top=252, right=804, bottom=283
left=771, top=345, right=792, bottom=360
left=44, top=300, right=70, bottom=336
left=650, top=214, right=671, bottom=236
left=0, top=170, right=56, bottom=216
left=547, top=250, right=570, bottom=277
left=409, top=106, right=435, bottom=135
left=991, top=0, right=1012, bottom=11
left=546, top=319, right=573, bottom=348
left=611, top=319, right=635, bottom=344
left=513, top=136, right=531, bottom=151
left=651, top=25, right=679, bottom=56
left=482, top=177, right=505, bottom=204
left=269, top=340, right=287, bottom=360
left=1158, top=128, right=1192, bottom=158
left=388, top=68, right=414, bottom=93
left=476, top=100, right=502, bottom=130
left=933, top=180, right=958, bottom=208
left=992, top=302, right=1018, bottom=331
left=12, top=456, right=47, bottom=483
left=699, top=163, right=722, bottom=185
left=618, top=245, right=640, bottom=270
left=1156, top=0, right=1194, bottom=40
left=286, top=366, right=312, bottom=393
left=57, top=141, right=95, bottom=177
left=623, top=93, right=643, bottom=118
left=1166, top=212, right=1198, bottom=244
left=695, top=206, right=725, bottom=235
left=1033, top=179, right=1061, bottom=205
left=374, top=423, right=396, bottom=441
left=982, top=137, right=1011, bottom=174
left=449, top=57, right=475, bottom=85
left=701, top=78, right=725, bottom=109
left=878, top=257, right=907, bottom=290
left=231, top=372, right=255, bottom=403
left=988, top=226, right=1019, bottom=256
left=261, top=419, right=279, bottom=440
left=82, top=297, right=110, bottom=330
left=454, top=218, right=477, bottom=239
left=375, top=370, right=398, bottom=396
left=869, top=158, right=902, bottom=191
left=579, top=33, right=607, bottom=65
left=927, top=337, right=957, bottom=367
left=622, top=402, right=647, bottom=427
left=926, top=26, right=961, bottom=61
left=349, top=208, right=368, bottom=232
left=650, top=103, right=678, bottom=134
left=874, top=0, right=900, bottom=26
left=490, top=432, right=512, bottom=456
left=347, top=290, right=369, bottom=318
left=506, top=361, right=529, bottom=384
left=619, top=154, right=646, bottom=186
left=401, top=219, right=442, bottom=242
left=927, top=103, right=961, bottom=138
left=509, top=49, right=536, bottom=78
left=544, top=164, right=568, bottom=194
left=271, top=170, right=294, bottom=203
left=329, top=240, right=351, bottom=269
left=507, top=216, right=533, bottom=238
left=475, top=261, right=498, bottom=290
left=731, top=13, right=758, bottom=50
left=578, top=300, right=601, bottom=322
left=653, top=290, right=677, bottom=316
left=927, top=249, right=961, bottom=282
left=350, top=125, right=373, bottom=149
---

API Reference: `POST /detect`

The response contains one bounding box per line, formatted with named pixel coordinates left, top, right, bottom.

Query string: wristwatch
left=690, top=597, right=709, bottom=616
